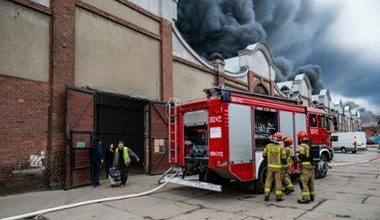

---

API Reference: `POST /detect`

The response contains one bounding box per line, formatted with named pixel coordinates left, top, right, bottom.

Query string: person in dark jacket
left=105, top=143, right=114, bottom=179
left=91, top=137, right=103, bottom=187
left=114, top=140, right=140, bottom=187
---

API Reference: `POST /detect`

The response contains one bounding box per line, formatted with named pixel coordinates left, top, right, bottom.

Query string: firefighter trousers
left=281, top=166, right=294, bottom=191
left=299, top=165, right=315, bottom=201
left=264, top=167, right=283, bottom=200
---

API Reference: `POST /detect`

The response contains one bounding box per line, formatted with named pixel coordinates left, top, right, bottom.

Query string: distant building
left=312, top=89, right=334, bottom=130
left=362, top=120, right=380, bottom=137
left=276, top=73, right=313, bottom=107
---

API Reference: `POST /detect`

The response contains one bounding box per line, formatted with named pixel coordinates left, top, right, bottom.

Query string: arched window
left=254, top=84, right=268, bottom=95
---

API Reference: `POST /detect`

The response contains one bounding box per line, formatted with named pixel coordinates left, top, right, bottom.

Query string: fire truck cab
left=166, top=88, right=333, bottom=192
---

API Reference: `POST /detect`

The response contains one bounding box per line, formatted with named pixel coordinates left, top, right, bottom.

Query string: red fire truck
left=164, top=88, right=333, bottom=192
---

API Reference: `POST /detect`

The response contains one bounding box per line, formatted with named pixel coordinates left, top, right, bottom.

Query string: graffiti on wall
left=29, top=151, right=45, bottom=169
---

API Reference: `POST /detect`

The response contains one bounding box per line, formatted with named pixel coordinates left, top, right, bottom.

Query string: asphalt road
left=1, top=148, right=380, bottom=220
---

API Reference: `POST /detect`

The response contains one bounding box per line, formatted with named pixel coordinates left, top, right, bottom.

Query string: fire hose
left=2, top=168, right=178, bottom=220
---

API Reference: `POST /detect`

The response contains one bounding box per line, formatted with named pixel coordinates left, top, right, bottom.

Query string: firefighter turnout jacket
left=263, top=143, right=287, bottom=200
left=284, top=146, right=293, bottom=168
left=297, top=143, right=316, bottom=202
left=298, top=143, right=313, bottom=167
left=263, top=143, right=287, bottom=169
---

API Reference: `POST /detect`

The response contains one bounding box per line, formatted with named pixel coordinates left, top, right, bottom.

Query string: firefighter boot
left=310, top=195, right=315, bottom=202
left=276, top=198, right=284, bottom=202
left=265, top=196, right=269, bottom=201
left=285, top=188, right=295, bottom=195
left=297, top=199, right=310, bottom=204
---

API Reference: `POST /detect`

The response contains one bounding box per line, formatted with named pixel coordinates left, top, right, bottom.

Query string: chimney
left=208, top=52, right=225, bottom=73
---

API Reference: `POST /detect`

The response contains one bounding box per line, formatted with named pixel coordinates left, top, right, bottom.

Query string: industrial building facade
left=0, top=0, right=280, bottom=195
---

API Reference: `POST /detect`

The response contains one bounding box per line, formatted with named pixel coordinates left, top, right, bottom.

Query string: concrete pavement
left=0, top=174, right=167, bottom=219
left=1, top=148, right=379, bottom=220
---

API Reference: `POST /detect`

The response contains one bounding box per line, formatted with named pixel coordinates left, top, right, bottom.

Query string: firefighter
left=282, top=136, right=295, bottom=194
left=296, top=131, right=315, bottom=204
left=263, top=132, right=287, bottom=202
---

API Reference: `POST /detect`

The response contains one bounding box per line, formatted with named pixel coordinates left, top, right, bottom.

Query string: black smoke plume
left=177, top=0, right=326, bottom=94
left=358, top=109, right=380, bottom=127
left=177, top=0, right=266, bottom=58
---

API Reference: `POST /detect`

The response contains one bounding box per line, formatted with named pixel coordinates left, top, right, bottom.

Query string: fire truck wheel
left=341, top=147, right=347, bottom=153
left=315, top=154, right=328, bottom=178
left=254, top=162, right=267, bottom=193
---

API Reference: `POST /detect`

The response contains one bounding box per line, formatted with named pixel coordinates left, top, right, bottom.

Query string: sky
left=176, top=0, right=380, bottom=126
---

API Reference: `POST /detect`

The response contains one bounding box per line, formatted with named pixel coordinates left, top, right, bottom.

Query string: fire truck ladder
left=166, top=98, right=182, bottom=164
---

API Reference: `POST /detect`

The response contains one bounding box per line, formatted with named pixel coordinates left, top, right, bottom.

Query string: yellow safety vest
left=115, top=146, right=131, bottom=166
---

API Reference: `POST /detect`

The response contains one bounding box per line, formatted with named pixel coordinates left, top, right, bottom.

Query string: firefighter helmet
left=297, top=131, right=309, bottom=142
left=283, top=136, right=293, bottom=146
left=272, top=132, right=283, bottom=142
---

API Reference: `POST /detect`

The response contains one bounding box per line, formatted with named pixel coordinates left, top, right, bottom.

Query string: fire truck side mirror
left=220, top=91, right=231, bottom=102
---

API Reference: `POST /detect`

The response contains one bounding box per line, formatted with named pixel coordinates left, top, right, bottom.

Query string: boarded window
left=154, top=139, right=165, bottom=154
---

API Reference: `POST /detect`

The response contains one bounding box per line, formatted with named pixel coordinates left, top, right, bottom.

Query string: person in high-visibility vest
left=263, top=132, right=287, bottom=202
left=282, top=136, right=295, bottom=194
left=296, top=131, right=315, bottom=204
left=114, top=140, right=140, bottom=187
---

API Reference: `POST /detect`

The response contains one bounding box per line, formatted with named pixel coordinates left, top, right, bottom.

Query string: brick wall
left=1, top=0, right=175, bottom=195
left=0, top=76, right=49, bottom=195
left=161, top=19, right=173, bottom=101
left=48, top=0, right=76, bottom=189
left=0, top=0, right=75, bottom=195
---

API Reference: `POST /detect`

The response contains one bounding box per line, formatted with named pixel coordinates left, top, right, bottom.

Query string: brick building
left=0, top=0, right=287, bottom=195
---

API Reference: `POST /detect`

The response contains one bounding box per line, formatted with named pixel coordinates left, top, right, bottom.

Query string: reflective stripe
left=310, top=192, right=316, bottom=195
left=286, top=183, right=294, bottom=189
left=264, top=188, right=270, bottom=193
left=302, top=192, right=310, bottom=196
left=268, top=164, right=283, bottom=168
left=275, top=190, right=283, bottom=195
left=301, top=161, right=311, bottom=165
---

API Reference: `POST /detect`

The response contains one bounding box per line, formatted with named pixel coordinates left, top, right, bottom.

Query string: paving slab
left=314, top=200, right=380, bottom=219
left=107, top=195, right=200, bottom=219
left=44, top=203, right=141, bottom=220
left=168, top=207, right=253, bottom=220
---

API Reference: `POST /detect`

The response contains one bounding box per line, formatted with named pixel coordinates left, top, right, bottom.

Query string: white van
left=331, top=132, right=367, bottom=153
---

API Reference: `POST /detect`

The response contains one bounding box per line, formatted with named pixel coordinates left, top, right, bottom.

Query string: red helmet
left=283, top=137, right=293, bottom=146
left=297, top=131, right=309, bottom=142
left=272, top=132, right=283, bottom=142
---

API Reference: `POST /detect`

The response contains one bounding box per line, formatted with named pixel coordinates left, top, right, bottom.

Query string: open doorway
left=95, top=92, right=147, bottom=179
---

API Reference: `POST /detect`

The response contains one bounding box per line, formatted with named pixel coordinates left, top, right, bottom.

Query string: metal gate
left=95, top=93, right=146, bottom=165
left=65, top=87, right=95, bottom=189
left=149, top=102, right=169, bottom=174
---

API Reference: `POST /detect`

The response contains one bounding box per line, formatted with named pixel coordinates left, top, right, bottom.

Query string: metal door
left=149, top=102, right=169, bottom=174
left=65, top=87, right=95, bottom=189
